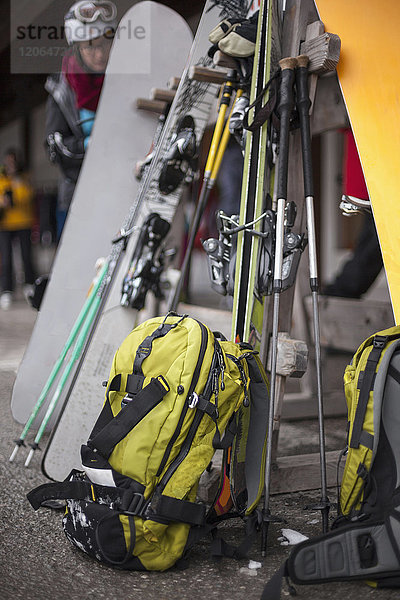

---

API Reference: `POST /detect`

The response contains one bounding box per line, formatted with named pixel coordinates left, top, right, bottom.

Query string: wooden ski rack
left=168, top=76, right=181, bottom=90
left=189, top=65, right=230, bottom=84
left=180, top=1, right=347, bottom=496
left=263, top=0, right=346, bottom=493
left=150, top=88, right=176, bottom=103
left=136, top=80, right=178, bottom=113
left=136, top=66, right=230, bottom=113
left=135, top=98, right=167, bottom=113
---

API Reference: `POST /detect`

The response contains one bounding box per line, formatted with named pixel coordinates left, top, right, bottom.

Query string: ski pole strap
left=88, top=376, right=169, bottom=458
left=211, top=512, right=259, bottom=560
left=242, top=70, right=279, bottom=132
left=350, top=335, right=388, bottom=449
left=27, top=473, right=145, bottom=513
left=260, top=561, right=290, bottom=600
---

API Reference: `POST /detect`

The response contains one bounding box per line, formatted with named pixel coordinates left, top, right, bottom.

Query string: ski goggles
left=65, top=1, right=117, bottom=24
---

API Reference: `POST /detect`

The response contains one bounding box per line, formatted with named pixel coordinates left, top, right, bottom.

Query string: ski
left=41, top=0, right=251, bottom=482
left=201, top=0, right=283, bottom=541
left=231, top=0, right=281, bottom=347
left=226, top=0, right=281, bottom=534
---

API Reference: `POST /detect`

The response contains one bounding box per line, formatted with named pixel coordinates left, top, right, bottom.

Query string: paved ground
left=0, top=288, right=399, bottom=600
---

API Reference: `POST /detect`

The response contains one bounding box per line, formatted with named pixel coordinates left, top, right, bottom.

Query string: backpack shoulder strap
left=243, top=352, right=270, bottom=513
left=88, top=376, right=169, bottom=459
left=350, top=335, right=388, bottom=449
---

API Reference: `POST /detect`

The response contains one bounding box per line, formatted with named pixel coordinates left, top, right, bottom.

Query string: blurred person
left=0, top=149, right=36, bottom=310
left=323, top=129, right=383, bottom=298
left=45, top=1, right=117, bottom=238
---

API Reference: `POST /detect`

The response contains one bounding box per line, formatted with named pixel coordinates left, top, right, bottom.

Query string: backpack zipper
left=156, top=345, right=251, bottom=494
left=156, top=348, right=219, bottom=491
left=155, top=320, right=210, bottom=477
left=225, top=352, right=250, bottom=406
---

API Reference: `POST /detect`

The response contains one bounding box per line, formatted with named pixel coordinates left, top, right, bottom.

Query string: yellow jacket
left=0, top=173, right=34, bottom=231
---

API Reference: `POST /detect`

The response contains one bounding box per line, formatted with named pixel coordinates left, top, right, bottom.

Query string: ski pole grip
left=295, top=54, right=313, bottom=198
left=296, top=54, right=309, bottom=69
left=279, top=57, right=297, bottom=71
left=277, top=57, right=296, bottom=201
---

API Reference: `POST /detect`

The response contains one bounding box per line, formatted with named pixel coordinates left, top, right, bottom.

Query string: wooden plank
left=266, top=0, right=320, bottom=459
left=304, top=296, right=394, bottom=351
left=135, top=98, right=167, bottom=113
left=304, top=20, right=324, bottom=111
left=312, top=73, right=348, bottom=135
left=150, top=88, right=176, bottom=103
left=271, top=450, right=342, bottom=494
left=189, top=65, right=228, bottom=84
left=281, top=390, right=346, bottom=420
left=213, top=50, right=238, bottom=69
left=301, top=30, right=341, bottom=74
left=168, top=76, right=181, bottom=90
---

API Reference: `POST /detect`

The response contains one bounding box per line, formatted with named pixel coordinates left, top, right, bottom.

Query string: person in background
left=45, top=1, right=117, bottom=238
left=0, top=149, right=36, bottom=310
left=323, top=129, right=383, bottom=298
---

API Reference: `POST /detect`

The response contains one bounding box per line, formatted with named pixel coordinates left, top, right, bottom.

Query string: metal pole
left=262, top=56, right=296, bottom=555
left=9, top=260, right=108, bottom=462
left=295, top=54, right=330, bottom=532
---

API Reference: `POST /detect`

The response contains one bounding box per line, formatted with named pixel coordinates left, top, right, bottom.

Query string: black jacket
left=45, top=73, right=85, bottom=208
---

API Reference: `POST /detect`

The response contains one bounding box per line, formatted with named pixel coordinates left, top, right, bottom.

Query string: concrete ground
left=0, top=275, right=399, bottom=600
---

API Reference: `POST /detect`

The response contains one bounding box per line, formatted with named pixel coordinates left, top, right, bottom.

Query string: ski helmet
left=64, top=1, right=117, bottom=45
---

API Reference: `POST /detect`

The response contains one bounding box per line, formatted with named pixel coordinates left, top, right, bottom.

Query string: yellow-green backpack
left=28, top=314, right=270, bottom=571
left=340, top=324, right=400, bottom=516
left=261, top=325, right=400, bottom=596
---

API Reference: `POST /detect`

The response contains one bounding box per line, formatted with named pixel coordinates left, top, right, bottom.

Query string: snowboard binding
left=120, top=213, right=171, bottom=310
left=229, top=93, right=250, bottom=150
left=158, top=115, right=198, bottom=195
left=202, top=211, right=239, bottom=296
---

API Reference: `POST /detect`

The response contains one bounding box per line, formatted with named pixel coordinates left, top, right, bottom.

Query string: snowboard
left=11, top=2, right=193, bottom=428
left=314, top=0, right=400, bottom=321
left=42, top=0, right=251, bottom=481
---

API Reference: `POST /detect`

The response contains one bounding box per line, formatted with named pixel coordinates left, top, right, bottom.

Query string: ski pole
left=261, top=57, right=297, bottom=556
left=168, top=71, right=241, bottom=311
left=24, top=289, right=103, bottom=468
left=295, top=54, right=330, bottom=532
left=9, top=260, right=108, bottom=463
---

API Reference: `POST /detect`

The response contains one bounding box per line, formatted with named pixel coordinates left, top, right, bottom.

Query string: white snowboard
left=11, top=2, right=193, bottom=426
left=42, top=0, right=251, bottom=481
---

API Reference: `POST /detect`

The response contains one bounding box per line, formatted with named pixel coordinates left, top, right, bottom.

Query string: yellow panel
left=315, top=0, right=400, bottom=321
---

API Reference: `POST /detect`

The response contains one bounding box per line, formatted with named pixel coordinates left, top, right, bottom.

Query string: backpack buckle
left=188, top=392, right=199, bottom=408
left=373, top=336, right=388, bottom=350
left=123, top=493, right=147, bottom=517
